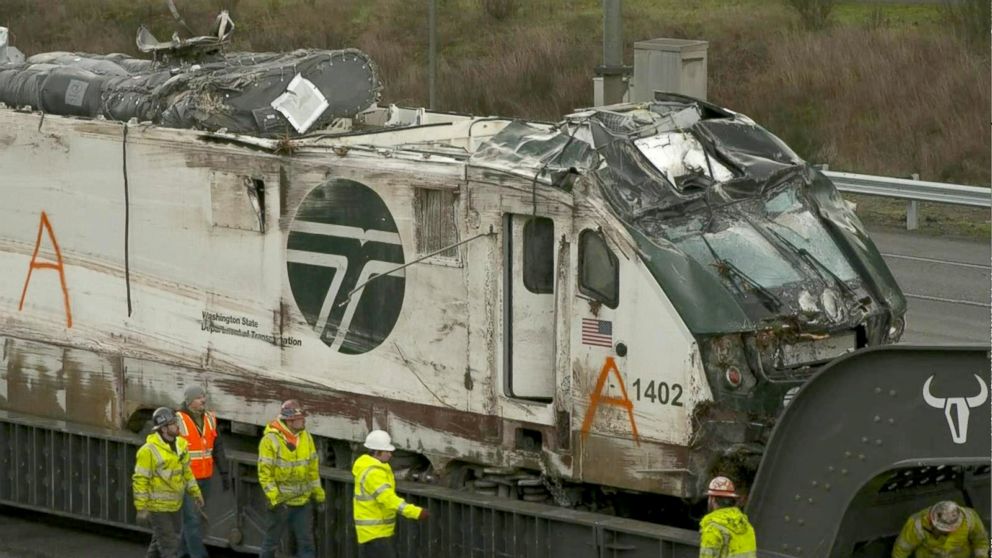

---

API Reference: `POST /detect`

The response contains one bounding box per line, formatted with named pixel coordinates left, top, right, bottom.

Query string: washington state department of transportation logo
left=286, top=179, right=405, bottom=354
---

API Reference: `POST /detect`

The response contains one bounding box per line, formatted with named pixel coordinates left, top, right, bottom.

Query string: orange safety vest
left=176, top=410, right=218, bottom=480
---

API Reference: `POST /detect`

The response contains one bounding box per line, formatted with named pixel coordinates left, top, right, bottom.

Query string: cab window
left=578, top=230, right=618, bottom=308
left=523, top=217, right=554, bottom=294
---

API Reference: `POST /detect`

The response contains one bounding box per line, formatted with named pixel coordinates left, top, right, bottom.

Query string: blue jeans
left=179, top=478, right=210, bottom=558
left=259, top=502, right=315, bottom=558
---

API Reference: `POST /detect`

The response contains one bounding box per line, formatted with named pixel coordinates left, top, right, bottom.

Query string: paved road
left=0, top=508, right=144, bottom=557
left=0, top=507, right=250, bottom=558
left=868, top=226, right=990, bottom=345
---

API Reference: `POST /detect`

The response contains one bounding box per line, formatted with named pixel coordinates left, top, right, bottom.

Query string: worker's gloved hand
left=269, top=501, right=286, bottom=512
left=220, top=471, right=232, bottom=492
left=314, top=501, right=326, bottom=513
left=194, top=495, right=205, bottom=509
left=136, top=510, right=150, bottom=524
left=419, top=509, right=430, bottom=521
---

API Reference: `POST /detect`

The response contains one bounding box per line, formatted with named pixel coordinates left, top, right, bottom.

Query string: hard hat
left=929, top=501, right=963, bottom=532
left=280, top=399, right=307, bottom=419
left=706, top=476, right=739, bottom=498
left=364, top=429, right=395, bottom=452
left=151, top=407, right=177, bottom=431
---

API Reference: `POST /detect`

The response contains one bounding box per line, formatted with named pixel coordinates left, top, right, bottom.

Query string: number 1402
left=631, top=378, right=683, bottom=406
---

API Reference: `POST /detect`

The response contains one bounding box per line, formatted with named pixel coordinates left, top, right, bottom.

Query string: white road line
left=882, top=253, right=991, bottom=271
left=905, top=293, right=991, bottom=308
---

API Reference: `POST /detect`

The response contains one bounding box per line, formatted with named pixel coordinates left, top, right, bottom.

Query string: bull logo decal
left=922, top=375, right=988, bottom=445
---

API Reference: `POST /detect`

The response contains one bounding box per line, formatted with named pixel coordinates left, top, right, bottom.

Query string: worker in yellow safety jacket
left=891, top=500, right=988, bottom=558
left=133, top=407, right=204, bottom=558
left=257, top=399, right=325, bottom=558
left=352, top=430, right=429, bottom=558
left=698, top=476, right=757, bottom=558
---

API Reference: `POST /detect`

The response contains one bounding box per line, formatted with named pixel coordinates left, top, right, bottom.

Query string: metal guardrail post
left=907, top=173, right=919, bottom=231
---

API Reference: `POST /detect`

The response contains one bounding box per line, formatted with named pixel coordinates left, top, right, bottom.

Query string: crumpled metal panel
left=807, top=171, right=907, bottom=317
left=469, top=121, right=598, bottom=186
left=471, top=96, right=904, bottom=336
left=590, top=107, right=885, bottom=335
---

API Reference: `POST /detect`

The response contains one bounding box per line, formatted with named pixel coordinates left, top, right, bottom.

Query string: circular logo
left=286, top=179, right=405, bottom=354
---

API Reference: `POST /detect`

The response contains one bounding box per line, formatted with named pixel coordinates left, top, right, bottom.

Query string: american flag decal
left=581, top=318, right=613, bottom=348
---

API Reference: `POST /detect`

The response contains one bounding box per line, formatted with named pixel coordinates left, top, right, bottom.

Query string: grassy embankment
left=3, top=0, right=988, bottom=236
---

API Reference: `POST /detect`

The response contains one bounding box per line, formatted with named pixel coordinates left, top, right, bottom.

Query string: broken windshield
left=665, top=219, right=802, bottom=289
left=761, top=188, right=858, bottom=282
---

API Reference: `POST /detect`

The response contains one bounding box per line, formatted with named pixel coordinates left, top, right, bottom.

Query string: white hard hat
left=364, top=429, right=395, bottom=452
left=929, top=501, right=963, bottom=533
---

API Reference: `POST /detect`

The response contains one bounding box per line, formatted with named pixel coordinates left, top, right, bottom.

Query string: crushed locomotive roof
left=469, top=94, right=905, bottom=334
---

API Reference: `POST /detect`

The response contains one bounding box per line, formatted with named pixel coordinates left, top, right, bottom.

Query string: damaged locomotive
left=0, top=34, right=906, bottom=523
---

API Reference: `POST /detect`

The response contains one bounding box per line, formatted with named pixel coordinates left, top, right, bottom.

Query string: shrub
left=940, top=0, right=991, bottom=49
left=480, top=0, right=518, bottom=21
left=785, top=0, right=836, bottom=30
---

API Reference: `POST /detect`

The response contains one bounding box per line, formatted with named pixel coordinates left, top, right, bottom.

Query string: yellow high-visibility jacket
left=891, top=507, right=988, bottom=558
left=352, top=454, right=422, bottom=544
left=257, top=420, right=325, bottom=508
left=699, top=506, right=758, bottom=558
left=132, top=433, right=202, bottom=512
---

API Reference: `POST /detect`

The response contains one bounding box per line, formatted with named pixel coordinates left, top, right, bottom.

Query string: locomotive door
left=502, top=213, right=556, bottom=402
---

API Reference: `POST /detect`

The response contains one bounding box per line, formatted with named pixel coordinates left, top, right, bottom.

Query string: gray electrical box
left=631, top=38, right=708, bottom=102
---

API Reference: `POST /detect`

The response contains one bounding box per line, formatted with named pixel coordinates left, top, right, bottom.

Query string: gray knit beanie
left=184, top=385, right=206, bottom=405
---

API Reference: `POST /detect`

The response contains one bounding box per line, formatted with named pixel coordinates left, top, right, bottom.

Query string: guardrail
left=821, top=169, right=991, bottom=230
left=824, top=170, right=990, bottom=208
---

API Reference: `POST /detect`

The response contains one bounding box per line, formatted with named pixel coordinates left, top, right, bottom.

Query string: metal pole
left=603, top=0, right=622, bottom=70
left=598, top=0, right=625, bottom=105
left=428, top=0, right=437, bottom=110
left=907, top=173, right=920, bottom=230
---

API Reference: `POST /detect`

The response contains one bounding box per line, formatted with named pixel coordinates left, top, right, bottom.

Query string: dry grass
left=733, top=27, right=990, bottom=184
left=847, top=194, right=991, bottom=239
left=786, top=0, right=836, bottom=30
left=1, top=0, right=988, bottom=187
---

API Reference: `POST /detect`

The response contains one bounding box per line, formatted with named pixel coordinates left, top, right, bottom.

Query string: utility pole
left=428, top=0, right=437, bottom=109
left=597, top=0, right=626, bottom=105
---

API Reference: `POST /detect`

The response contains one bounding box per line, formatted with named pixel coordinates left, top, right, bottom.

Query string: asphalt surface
left=0, top=227, right=988, bottom=554
left=868, top=226, right=990, bottom=345
left=0, top=509, right=145, bottom=557
left=0, top=507, right=252, bottom=557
